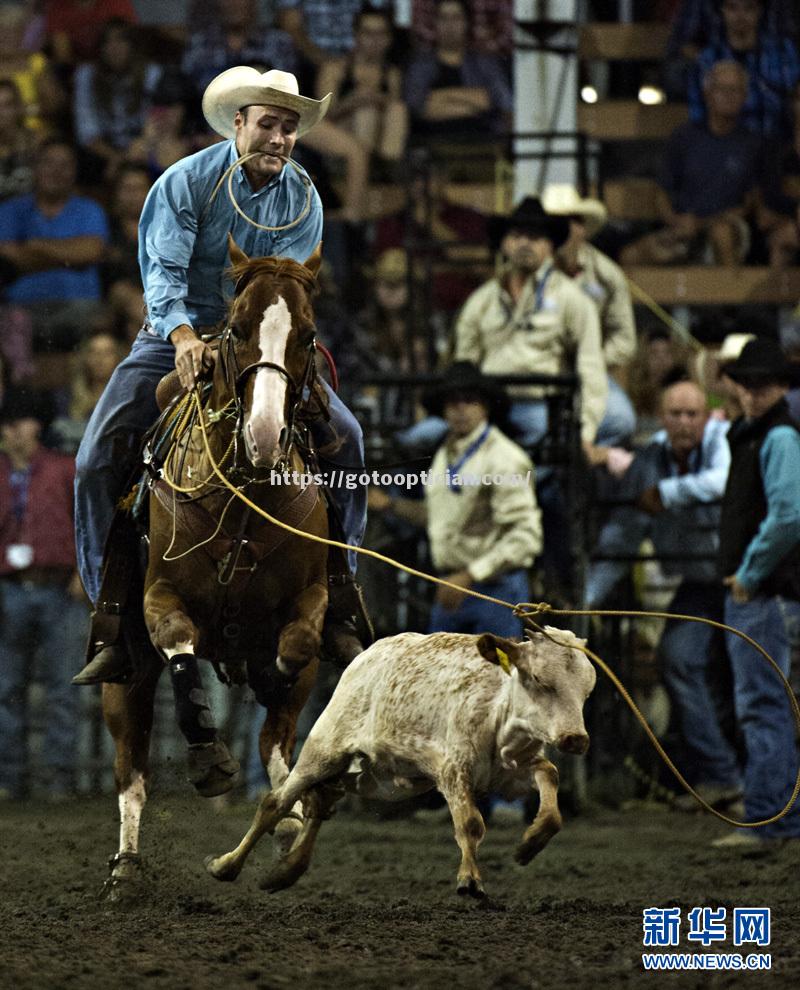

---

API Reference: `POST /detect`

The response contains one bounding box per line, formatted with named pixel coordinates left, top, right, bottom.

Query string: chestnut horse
left=101, top=242, right=330, bottom=897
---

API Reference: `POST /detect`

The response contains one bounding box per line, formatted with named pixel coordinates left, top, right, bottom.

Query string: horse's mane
left=228, top=257, right=317, bottom=296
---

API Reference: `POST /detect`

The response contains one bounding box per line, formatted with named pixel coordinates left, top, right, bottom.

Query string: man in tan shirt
left=370, top=362, right=541, bottom=636
left=454, top=196, right=608, bottom=458
left=544, top=184, right=637, bottom=457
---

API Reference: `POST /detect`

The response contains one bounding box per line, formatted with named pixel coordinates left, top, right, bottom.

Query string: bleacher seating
left=578, top=101, right=688, bottom=141
left=602, top=177, right=661, bottom=222
left=578, top=23, right=670, bottom=61
left=624, top=266, right=800, bottom=305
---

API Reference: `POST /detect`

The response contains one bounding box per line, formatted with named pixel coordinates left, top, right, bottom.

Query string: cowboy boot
left=72, top=608, right=133, bottom=685
left=73, top=511, right=141, bottom=686
left=322, top=548, right=375, bottom=667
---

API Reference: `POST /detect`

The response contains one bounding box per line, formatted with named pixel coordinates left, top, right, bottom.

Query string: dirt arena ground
left=2, top=792, right=799, bottom=990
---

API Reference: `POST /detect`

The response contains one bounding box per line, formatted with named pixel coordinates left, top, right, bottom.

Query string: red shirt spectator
left=0, top=395, right=76, bottom=576
left=45, top=0, right=137, bottom=63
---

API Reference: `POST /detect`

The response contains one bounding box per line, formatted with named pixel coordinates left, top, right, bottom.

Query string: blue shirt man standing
left=586, top=380, right=742, bottom=809
left=712, top=337, right=800, bottom=848
left=73, top=67, right=369, bottom=684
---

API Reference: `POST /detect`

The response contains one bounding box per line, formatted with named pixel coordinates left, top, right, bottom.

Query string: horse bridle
left=219, top=324, right=318, bottom=475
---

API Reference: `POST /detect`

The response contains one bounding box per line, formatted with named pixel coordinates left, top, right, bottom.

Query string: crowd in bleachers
left=1, top=0, right=800, bottom=843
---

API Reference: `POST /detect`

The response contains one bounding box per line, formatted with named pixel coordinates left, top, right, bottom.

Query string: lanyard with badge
left=5, top=466, right=34, bottom=571
left=514, top=266, right=554, bottom=333
left=446, top=425, right=491, bottom=492
left=533, top=266, right=553, bottom=313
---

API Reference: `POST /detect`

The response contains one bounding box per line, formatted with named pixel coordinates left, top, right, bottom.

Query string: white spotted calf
left=206, top=628, right=597, bottom=897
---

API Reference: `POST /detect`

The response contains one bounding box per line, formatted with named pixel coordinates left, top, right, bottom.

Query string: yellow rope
left=159, top=387, right=799, bottom=829
left=207, top=151, right=312, bottom=233
left=160, top=395, right=235, bottom=495
left=626, top=276, right=704, bottom=353
left=517, top=604, right=800, bottom=830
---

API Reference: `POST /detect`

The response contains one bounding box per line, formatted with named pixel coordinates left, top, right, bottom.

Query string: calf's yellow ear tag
left=497, top=648, right=512, bottom=675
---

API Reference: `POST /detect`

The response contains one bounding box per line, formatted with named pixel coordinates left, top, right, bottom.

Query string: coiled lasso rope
left=204, top=150, right=313, bottom=233
left=160, top=387, right=800, bottom=830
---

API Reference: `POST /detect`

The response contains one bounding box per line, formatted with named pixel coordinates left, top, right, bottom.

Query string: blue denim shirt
left=138, top=140, right=323, bottom=339
left=585, top=418, right=731, bottom=607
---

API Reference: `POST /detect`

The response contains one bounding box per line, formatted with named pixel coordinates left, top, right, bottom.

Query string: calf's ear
left=477, top=634, right=520, bottom=674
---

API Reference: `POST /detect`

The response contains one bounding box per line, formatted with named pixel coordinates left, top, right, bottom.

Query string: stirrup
left=322, top=575, right=374, bottom=667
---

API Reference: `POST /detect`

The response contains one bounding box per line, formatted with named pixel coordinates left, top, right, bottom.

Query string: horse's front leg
left=276, top=580, right=328, bottom=678
left=101, top=659, right=161, bottom=902
left=143, top=577, right=240, bottom=796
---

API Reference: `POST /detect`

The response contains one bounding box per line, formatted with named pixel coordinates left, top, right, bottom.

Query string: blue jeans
left=724, top=593, right=800, bottom=839
left=398, top=379, right=634, bottom=452
left=596, top=377, right=636, bottom=448
left=0, top=581, right=87, bottom=796
left=428, top=569, right=530, bottom=637
left=397, top=402, right=548, bottom=454
left=74, top=330, right=366, bottom=604
left=660, top=582, right=741, bottom=790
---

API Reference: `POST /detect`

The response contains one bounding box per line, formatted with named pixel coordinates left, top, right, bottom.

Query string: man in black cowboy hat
left=370, top=361, right=541, bottom=636
left=712, top=337, right=800, bottom=848
left=454, top=196, right=607, bottom=458
left=0, top=389, right=86, bottom=800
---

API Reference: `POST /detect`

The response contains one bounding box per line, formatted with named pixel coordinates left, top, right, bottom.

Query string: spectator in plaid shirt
left=277, top=0, right=393, bottom=67
left=410, top=0, right=513, bottom=56
left=182, top=0, right=297, bottom=96
left=688, top=0, right=800, bottom=138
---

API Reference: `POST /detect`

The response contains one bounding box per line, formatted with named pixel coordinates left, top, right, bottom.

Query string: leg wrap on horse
left=169, top=654, right=217, bottom=746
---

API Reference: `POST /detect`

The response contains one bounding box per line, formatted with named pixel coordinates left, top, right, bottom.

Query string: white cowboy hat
left=540, top=184, right=608, bottom=238
left=202, top=67, right=331, bottom=139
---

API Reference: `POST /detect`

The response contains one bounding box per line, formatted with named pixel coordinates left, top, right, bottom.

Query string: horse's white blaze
left=118, top=771, right=146, bottom=853
left=268, top=744, right=290, bottom=788
left=245, top=295, right=291, bottom=465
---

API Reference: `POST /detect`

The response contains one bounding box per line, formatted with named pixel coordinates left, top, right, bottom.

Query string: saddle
left=81, top=362, right=363, bottom=684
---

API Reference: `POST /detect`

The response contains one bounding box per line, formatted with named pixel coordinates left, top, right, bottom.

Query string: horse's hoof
left=456, top=876, right=486, bottom=899
left=204, top=854, right=240, bottom=882
left=101, top=852, right=144, bottom=904
left=187, top=740, right=240, bottom=797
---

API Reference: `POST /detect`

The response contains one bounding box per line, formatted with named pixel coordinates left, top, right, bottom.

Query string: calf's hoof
left=101, top=851, right=144, bottom=904
left=515, top=818, right=561, bottom=865
left=273, top=813, right=303, bottom=856
left=260, top=858, right=306, bottom=894
left=456, top=875, right=486, bottom=899
left=204, top=854, right=241, bottom=882
left=187, top=739, right=240, bottom=797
